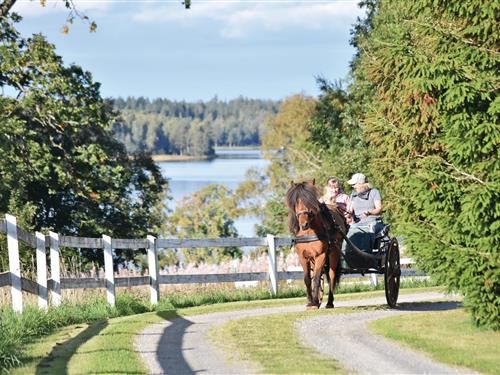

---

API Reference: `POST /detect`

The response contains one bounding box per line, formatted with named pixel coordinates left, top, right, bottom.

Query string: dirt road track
left=136, top=292, right=473, bottom=374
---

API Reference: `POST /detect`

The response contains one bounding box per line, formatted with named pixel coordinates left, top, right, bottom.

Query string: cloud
left=12, top=0, right=113, bottom=17
left=134, top=1, right=364, bottom=38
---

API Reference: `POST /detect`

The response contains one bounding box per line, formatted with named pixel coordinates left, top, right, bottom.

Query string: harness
left=291, top=233, right=328, bottom=244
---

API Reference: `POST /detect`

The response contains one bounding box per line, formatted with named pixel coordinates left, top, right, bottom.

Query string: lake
left=157, top=149, right=269, bottom=237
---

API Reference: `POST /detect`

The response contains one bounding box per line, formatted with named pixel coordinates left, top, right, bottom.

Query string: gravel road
left=297, top=300, right=476, bottom=375
left=135, top=292, right=472, bottom=375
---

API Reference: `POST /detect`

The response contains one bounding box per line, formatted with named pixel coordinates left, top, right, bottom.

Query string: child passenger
left=319, top=176, right=350, bottom=213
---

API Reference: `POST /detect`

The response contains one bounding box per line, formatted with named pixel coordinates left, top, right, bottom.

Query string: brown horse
left=285, top=180, right=346, bottom=309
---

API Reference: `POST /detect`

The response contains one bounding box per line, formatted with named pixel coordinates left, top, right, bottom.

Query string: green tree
left=252, top=95, right=317, bottom=239
left=304, top=77, right=369, bottom=189
left=166, top=185, right=242, bottom=265
left=0, top=16, right=168, bottom=269
left=187, top=119, right=214, bottom=157
left=351, top=0, right=499, bottom=328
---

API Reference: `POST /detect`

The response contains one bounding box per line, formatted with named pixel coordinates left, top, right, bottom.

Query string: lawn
left=370, top=308, right=500, bottom=374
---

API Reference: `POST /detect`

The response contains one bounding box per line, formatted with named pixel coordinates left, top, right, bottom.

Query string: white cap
left=347, top=173, right=367, bottom=185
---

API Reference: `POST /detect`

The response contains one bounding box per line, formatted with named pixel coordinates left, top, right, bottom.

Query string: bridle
left=292, top=204, right=335, bottom=246
left=295, top=209, right=314, bottom=220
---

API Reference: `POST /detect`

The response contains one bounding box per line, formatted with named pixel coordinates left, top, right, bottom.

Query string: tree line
left=112, top=97, right=279, bottom=156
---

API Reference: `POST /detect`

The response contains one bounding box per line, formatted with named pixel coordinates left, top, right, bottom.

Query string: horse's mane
left=285, top=182, right=320, bottom=235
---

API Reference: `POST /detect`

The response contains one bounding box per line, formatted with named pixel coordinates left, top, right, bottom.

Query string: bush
left=350, top=0, right=499, bottom=329
left=116, top=293, right=151, bottom=315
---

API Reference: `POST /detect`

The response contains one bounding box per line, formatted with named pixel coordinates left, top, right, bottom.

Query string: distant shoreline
left=152, top=146, right=261, bottom=162
left=151, top=154, right=212, bottom=162
left=214, top=145, right=260, bottom=151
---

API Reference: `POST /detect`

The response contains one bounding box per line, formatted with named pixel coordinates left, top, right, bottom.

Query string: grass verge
left=7, top=287, right=442, bottom=374
left=370, top=308, right=500, bottom=374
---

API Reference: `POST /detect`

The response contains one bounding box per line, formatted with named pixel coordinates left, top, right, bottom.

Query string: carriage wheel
left=384, top=238, right=401, bottom=308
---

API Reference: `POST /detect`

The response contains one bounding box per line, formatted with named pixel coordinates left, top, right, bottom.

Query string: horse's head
left=295, top=200, right=316, bottom=231
left=285, top=180, right=320, bottom=234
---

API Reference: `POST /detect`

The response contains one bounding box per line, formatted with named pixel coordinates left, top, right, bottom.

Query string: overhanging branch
left=0, top=0, right=16, bottom=18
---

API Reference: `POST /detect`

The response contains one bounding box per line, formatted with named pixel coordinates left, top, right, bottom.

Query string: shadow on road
left=398, top=300, right=462, bottom=312
left=156, top=311, right=199, bottom=375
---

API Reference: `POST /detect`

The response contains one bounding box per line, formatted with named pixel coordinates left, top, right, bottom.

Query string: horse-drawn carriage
left=340, top=221, right=401, bottom=308
left=286, top=181, right=401, bottom=309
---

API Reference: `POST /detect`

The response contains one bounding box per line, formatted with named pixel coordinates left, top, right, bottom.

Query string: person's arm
left=344, top=198, right=354, bottom=221
left=344, top=195, right=353, bottom=224
left=346, top=199, right=353, bottom=215
left=363, top=200, right=382, bottom=217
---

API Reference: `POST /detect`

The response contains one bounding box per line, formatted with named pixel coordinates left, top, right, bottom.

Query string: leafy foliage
left=350, top=0, right=499, bottom=328
left=306, top=77, right=370, bottom=187
left=0, top=17, right=168, bottom=269
left=166, top=185, right=242, bottom=265
left=256, top=95, right=317, bottom=238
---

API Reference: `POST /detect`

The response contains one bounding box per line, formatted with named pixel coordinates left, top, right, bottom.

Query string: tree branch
left=0, top=0, right=16, bottom=18
left=286, top=147, right=322, bottom=171
left=416, top=154, right=486, bottom=185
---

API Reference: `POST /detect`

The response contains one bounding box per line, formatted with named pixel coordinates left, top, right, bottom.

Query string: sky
left=12, top=0, right=366, bottom=101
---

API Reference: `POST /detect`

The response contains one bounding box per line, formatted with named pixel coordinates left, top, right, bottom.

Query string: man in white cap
left=346, top=173, right=383, bottom=224
left=342, top=172, right=385, bottom=268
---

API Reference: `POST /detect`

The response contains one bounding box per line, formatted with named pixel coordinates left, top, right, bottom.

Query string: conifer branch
left=415, top=218, right=493, bottom=259
left=286, top=147, right=322, bottom=171
left=416, top=154, right=486, bottom=185
left=405, top=19, right=499, bottom=55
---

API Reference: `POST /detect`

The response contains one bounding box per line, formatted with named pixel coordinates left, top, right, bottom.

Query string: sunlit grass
left=210, top=308, right=352, bottom=374
left=370, top=309, right=500, bottom=374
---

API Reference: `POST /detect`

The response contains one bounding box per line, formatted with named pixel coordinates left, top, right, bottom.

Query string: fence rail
left=0, top=214, right=419, bottom=313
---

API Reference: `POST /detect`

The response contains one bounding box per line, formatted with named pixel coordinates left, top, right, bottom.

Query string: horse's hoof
left=325, top=303, right=334, bottom=309
left=306, top=303, right=320, bottom=310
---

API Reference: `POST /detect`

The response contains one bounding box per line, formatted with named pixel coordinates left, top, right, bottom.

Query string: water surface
left=158, top=149, right=269, bottom=237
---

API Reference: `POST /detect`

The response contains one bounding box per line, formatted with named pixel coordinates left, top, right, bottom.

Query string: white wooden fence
left=0, top=214, right=420, bottom=313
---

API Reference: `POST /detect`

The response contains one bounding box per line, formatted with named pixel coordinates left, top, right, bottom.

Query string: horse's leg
left=304, top=270, right=313, bottom=306
left=310, top=253, right=326, bottom=309
left=298, top=255, right=313, bottom=305
left=326, top=251, right=334, bottom=308
left=326, top=243, right=342, bottom=309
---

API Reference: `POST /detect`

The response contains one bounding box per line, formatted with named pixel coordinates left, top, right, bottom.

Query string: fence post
left=147, top=235, right=159, bottom=304
left=102, top=235, right=115, bottom=307
left=266, top=234, right=278, bottom=296
left=6, top=214, right=22, bottom=313
left=49, top=231, right=61, bottom=306
left=370, top=273, right=378, bottom=287
left=35, top=232, right=48, bottom=310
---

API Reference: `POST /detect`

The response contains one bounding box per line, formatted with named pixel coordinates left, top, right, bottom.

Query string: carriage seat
left=373, top=224, right=391, bottom=251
